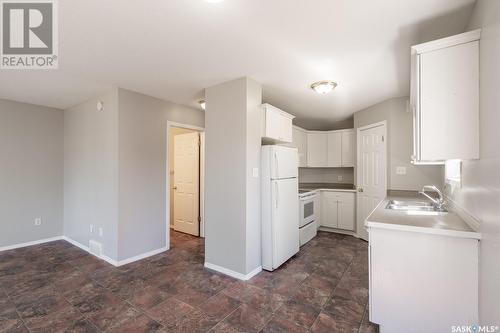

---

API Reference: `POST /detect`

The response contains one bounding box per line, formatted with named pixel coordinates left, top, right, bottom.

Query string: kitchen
left=259, top=26, right=487, bottom=333
left=0, top=1, right=498, bottom=332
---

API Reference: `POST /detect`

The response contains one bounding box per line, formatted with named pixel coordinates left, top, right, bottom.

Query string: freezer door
left=270, top=146, right=298, bottom=180
left=271, top=178, right=300, bottom=269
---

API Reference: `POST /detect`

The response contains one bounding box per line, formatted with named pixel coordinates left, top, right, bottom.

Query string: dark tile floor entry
left=0, top=231, right=378, bottom=332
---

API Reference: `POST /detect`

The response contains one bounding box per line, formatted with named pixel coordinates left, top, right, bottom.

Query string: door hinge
left=198, top=216, right=201, bottom=222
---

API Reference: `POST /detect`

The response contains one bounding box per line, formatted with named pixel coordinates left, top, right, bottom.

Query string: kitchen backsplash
left=299, top=167, right=354, bottom=184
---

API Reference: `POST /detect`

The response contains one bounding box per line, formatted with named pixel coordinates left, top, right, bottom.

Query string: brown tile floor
left=0, top=231, right=379, bottom=333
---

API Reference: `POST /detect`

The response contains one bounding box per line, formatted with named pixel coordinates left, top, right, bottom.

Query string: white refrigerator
left=261, top=145, right=299, bottom=271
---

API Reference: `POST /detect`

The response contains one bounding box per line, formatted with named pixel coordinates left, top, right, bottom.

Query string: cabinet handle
left=358, top=187, right=364, bottom=193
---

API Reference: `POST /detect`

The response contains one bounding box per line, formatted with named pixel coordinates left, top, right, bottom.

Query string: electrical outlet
left=337, top=175, right=343, bottom=182
left=98, top=227, right=103, bottom=237
left=396, top=167, right=407, bottom=175
left=90, top=224, right=94, bottom=233
left=34, top=218, right=42, bottom=226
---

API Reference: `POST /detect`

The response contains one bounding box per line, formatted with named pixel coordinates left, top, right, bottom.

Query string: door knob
left=173, top=186, right=178, bottom=190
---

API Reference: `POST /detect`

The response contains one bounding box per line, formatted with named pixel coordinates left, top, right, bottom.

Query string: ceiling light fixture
left=199, top=100, right=206, bottom=110
left=310, top=81, right=338, bottom=95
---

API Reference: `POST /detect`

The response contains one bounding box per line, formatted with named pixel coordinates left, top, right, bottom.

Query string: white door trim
left=166, top=121, right=205, bottom=250
left=356, top=120, right=387, bottom=240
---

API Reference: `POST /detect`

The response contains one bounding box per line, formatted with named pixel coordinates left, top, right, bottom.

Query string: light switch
left=396, top=167, right=407, bottom=175
left=252, top=168, right=259, bottom=178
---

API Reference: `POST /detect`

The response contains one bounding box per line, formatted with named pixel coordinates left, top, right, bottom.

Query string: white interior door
left=357, top=122, right=387, bottom=241
left=173, top=132, right=200, bottom=236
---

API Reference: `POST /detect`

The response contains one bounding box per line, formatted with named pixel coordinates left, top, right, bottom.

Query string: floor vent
left=89, top=240, right=102, bottom=257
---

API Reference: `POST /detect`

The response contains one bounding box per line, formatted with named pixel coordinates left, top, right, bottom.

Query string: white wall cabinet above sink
left=261, top=103, right=295, bottom=144
left=410, top=29, right=481, bottom=164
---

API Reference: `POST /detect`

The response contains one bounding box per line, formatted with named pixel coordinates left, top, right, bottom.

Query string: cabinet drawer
left=337, top=192, right=355, bottom=203
left=322, top=191, right=340, bottom=199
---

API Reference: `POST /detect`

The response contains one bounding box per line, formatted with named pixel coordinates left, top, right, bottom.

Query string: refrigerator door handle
left=274, top=152, right=279, bottom=178
left=275, top=182, right=279, bottom=209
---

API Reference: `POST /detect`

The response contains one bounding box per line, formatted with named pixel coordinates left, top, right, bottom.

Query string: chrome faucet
left=419, top=185, right=446, bottom=211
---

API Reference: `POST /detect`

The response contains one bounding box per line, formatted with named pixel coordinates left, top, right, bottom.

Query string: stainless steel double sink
left=385, top=200, right=448, bottom=214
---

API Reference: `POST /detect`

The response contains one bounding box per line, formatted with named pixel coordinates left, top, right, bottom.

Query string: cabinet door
left=337, top=193, right=355, bottom=231
left=307, top=133, right=328, bottom=167
left=264, top=107, right=282, bottom=141
left=419, top=41, right=479, bottom=161
left=280, top=117, right=293, bottom=143
left=292, top=128, right=307, bottom=167
left=341, top=130, right=355, bottom=167
left=327, top=132, right=342, bottom=167
left=321, top=192, right=338, bottom=228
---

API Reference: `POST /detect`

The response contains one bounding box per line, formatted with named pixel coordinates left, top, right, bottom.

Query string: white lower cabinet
left=369, top=227, right=479, bottom=333
left=320, top=191, right=355, bottom=231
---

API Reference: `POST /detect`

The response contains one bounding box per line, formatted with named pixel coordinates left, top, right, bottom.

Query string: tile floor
left=0, top=231, right=378, bottom=332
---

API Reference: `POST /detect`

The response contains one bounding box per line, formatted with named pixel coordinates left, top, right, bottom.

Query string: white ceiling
left=0, top=0, right=475, bottom=129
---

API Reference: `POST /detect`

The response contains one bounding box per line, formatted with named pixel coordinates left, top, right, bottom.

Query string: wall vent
left=89, top=240, right=102, bottom=257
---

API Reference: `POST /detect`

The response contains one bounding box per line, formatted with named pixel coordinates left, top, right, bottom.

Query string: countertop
left=299, top=183, right=357, bottom=192
left=365, top=196, right=481, bottom=239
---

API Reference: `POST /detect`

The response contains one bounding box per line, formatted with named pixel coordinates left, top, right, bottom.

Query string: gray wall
left=0, top=99, right=63, bottom=248
left=64, top=89, right=120, bottom=260
left=117, top=88, right=204, bottom=261
left=244, top=78, right=263, bottom=273
left=450, top=0, right=500, bottom=323
left=205, top=77, right=262, bottom=275
left=354, top=97, right=443, bottom=190
left=64, top=88, right=204, bottom=262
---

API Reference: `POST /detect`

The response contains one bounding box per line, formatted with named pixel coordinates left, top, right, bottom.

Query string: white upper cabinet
left=303, top=129, right=354, bottom=168
left=307, top=132, right=328, bottom=167
left=327, top=132, right=342, bottom=167
left=291, top=127, right=307, bottom=167
left=341, top=130, right=355, bottom=167
left=262, top=103, right=295, bottom=143
left=410, top=30, right=480, bottom=163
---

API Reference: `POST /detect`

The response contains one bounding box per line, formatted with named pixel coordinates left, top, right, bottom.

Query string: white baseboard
left=117, top=247, right=168, bottom=266
left=1, top=235, right=169, bottom=268
left=318, top=226, right=357, bottom=237
left=62, top=236, right=119, bottom=266
left=0, top=236, right=63, bottom=252
left=62, top=236, right=167, bottom=267
left=204, top=262, right=262, bottom=281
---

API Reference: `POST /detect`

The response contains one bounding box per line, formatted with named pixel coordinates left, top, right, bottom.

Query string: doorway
left=356, top=121, right=387, bottom=241
left=167, top=122, right=205, bottom=247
